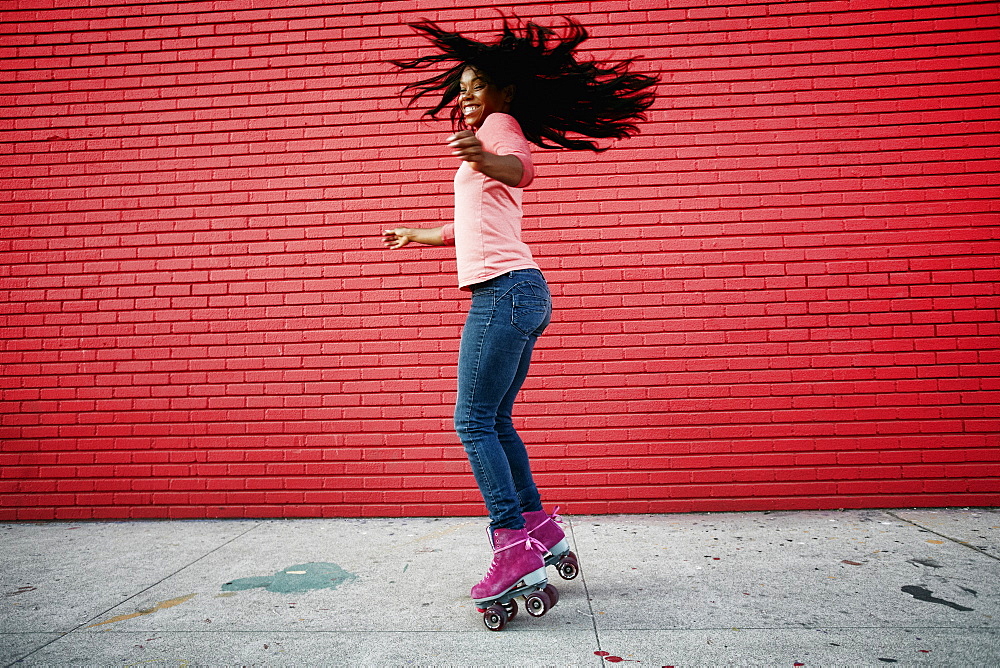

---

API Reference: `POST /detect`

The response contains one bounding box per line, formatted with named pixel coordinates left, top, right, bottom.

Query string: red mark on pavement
left=595, top=651, right=640, bottom=663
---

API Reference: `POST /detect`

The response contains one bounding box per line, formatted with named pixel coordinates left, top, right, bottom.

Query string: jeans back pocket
left=511, top=292, right=552, bottom=336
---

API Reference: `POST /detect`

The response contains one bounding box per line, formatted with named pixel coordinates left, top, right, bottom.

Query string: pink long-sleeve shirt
left=440, top=113, right=539, bottom=290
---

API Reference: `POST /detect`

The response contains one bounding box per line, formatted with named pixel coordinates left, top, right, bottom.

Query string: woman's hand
left=448, top=130, right=485, bottom=165
left=382, top=226, right=446, bottom=248
left=446, top=131, right=524, bottom=187
left=382, top=227, right=412, bottom=249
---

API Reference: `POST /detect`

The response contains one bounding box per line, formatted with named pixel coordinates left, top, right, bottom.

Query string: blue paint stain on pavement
left=223, top=562, right=357, bottom=594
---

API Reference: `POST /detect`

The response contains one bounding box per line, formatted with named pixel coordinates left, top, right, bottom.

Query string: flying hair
left=390, top=16, right=658, bottom=151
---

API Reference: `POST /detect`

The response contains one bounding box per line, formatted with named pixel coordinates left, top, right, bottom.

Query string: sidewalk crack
left=886, top=511, right=1000, bottom=562
left=4, top=521, right=264, bottom=668
left=565, top=517, right=605, bottom=665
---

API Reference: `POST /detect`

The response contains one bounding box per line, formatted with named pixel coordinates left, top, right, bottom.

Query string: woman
left=384, top=17, right=657, bottom=615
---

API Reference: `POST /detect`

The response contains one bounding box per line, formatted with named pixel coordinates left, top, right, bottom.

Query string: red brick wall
left=2, top=1, right=998, bottom=520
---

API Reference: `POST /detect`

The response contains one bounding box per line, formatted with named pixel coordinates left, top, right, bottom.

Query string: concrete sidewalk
left=2, top=508, right=998, bottom=667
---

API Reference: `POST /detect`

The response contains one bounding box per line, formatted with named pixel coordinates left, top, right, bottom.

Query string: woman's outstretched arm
left=382, top=226, right=447, bottom=249
left=448, top=131, right=524, bottom=187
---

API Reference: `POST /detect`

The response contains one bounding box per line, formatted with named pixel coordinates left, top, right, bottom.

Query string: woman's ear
left=503, top=84, right=516, bottom=103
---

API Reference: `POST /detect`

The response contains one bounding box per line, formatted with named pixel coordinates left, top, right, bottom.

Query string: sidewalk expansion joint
left=885, top=511, right=1000, bottom=563
left=4, top=521, right=265, bottom=668
left=564, top=516, right=605, bottom=665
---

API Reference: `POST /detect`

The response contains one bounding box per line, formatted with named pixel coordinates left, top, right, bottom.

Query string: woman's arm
left=382, top=226, right=446, bottom=249
left=448, top=131, right=524, bottom=187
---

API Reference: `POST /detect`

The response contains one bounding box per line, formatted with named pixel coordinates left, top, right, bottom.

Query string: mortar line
left=5, top=520, right=265, bottom=668
left=885, top=510, right=1000, bottom=562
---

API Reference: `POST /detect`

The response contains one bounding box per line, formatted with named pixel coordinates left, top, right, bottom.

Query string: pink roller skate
left=472, top=527, right=559, bottom=631
left=522, top=506, right=580, bottom=581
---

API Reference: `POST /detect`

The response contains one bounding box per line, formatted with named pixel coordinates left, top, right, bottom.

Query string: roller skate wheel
left=502, top=599, right=518, bottom=622
left=558, top=552, right=579, bottom=580
left=525, top=590, right=551, bottom=617
left=483, top=604, right=508, bottom=631
left=543, top=583, right=560, bottom=607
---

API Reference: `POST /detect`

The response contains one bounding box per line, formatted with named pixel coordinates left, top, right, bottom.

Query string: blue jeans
left=455, top=269, right=552, bottom=531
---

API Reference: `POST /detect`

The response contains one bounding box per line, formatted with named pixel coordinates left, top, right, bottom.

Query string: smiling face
left=458, top=67, right=514, bottom=129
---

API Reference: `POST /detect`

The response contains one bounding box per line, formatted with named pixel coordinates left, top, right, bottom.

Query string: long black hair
left=391, top=16, right=658, bottom=151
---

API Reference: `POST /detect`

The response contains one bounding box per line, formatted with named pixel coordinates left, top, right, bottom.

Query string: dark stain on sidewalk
left=223, top=562, right=357, bottom=594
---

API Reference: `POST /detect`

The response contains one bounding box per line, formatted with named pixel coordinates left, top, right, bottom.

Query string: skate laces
left=535, top=506, right=563, bottom=531
left=493, top=535, right=545, bottom=555
left=481, top=534, right=544, bottom=582
left=527, top=535, right=546, bottom=553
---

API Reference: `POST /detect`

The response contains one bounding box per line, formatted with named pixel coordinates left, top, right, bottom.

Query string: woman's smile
left=458, top=67, right=512, bottom=128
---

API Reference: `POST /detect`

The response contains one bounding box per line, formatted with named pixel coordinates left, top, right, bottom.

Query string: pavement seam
left=3, top=521, right=264, bottom=668
left=885, top=510, right=1000, bottom=562
left=565, top=516, right=605, bottom=666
